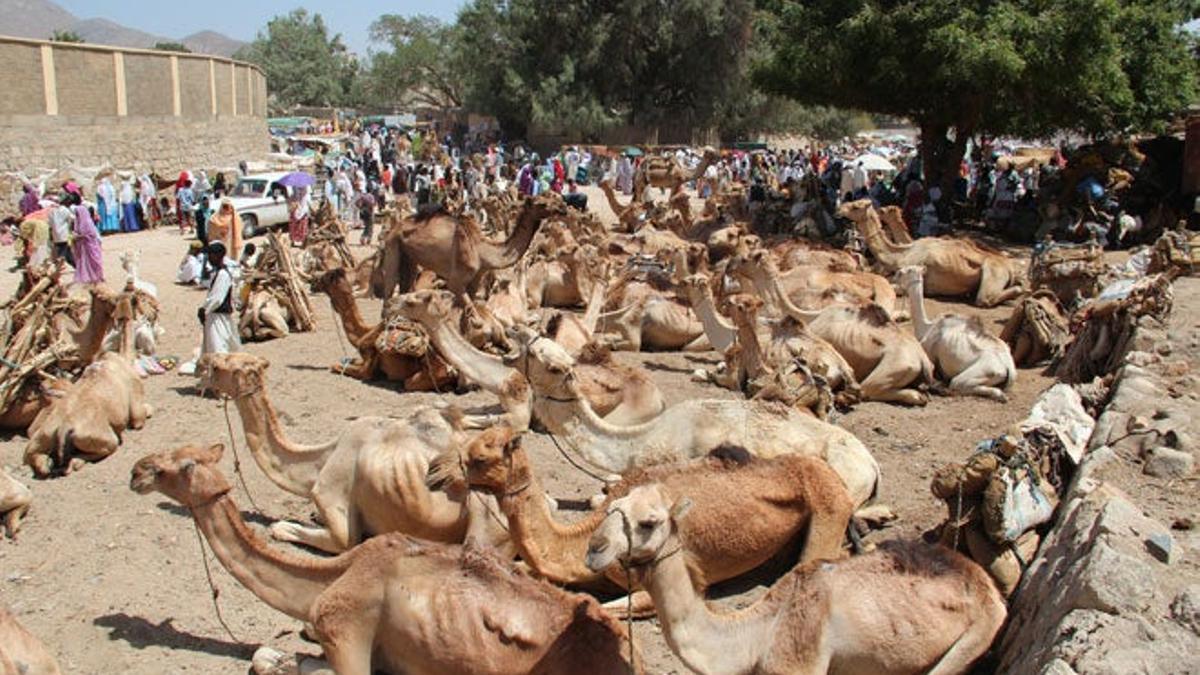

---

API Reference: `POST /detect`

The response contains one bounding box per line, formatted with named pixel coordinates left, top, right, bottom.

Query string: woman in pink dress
left=71, top=203, right=104, bottom=284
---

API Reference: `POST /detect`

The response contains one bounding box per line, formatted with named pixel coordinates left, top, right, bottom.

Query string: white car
left=225, top=172, right=296, bottom=239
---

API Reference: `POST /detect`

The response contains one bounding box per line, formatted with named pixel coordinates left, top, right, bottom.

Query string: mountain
left=0, top=0, right=246, bottom=57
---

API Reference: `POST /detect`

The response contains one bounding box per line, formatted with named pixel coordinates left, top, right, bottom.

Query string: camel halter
left=186, top=491, right=245, bottom=646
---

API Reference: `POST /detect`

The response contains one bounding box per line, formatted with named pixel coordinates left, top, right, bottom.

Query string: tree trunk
left=919, top=120, right=974, bottom=204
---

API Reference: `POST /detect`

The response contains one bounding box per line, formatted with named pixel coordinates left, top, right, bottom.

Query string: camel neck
left=689, top=290, right=736, bottom=353
left=906, top=277, right=934, bottom=341
left=422, top=315, right=514, bottom=392
left=734, top=312, right=766, bottom=378
left=231, top=390, right=334, bottom=497
left=751, top=265, right=818, bottom=325
left=642, top=544, right=769, bottom=675
left=192, top=496, right=347, bottom=621
left=498, top=453, right=608, bottom=585
left=532, top=395, right=643, bottom=473
left=857, top=213, right=905, bottom=268
left=325, top=280, right=373, bottom=343
left=73, top=302, right=111, bottom=364
left=479, top=207, right=542, bottom=268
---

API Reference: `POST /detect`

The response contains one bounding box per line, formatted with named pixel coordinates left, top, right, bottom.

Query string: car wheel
left=242, top=214, right=259, bottom=239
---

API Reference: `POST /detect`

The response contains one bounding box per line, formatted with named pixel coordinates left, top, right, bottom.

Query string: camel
left=57, top=285, right=121, bottom=370
left=839, top=199, right=1024, bottom=307
left=524, top=244, right=596, bottom=309
left=877, top=205, right=915, bottom=245
left=598, top=269, right=709, bottom=352
left=396, top=289, right=664, bottom=431
left=198, top=352, right=504, bottom=553
left=897, top=266, right=1017, bottom=401
left=0, top=605, right=61, bottom=675
left=738, top=252, right=934, bottom=405
left=102, top=280, right=163, bottom=356
left=130, top=444, right=640, bottom=675
left=509, top=326, right=881, bottom=507
left=681, top=273, right=859, bottom=398
left=0, top=467, right=32, bottom=538
left=373, top=193, right=568, bottom=299
left=599, top=180, right=646, bottom=232
left=633, top=147, right=720, bottom=202
left=728, top=249, right=902, bottom=318
left=310, top=268, right=456, bottom=390
left=462, top=428, right=853, bottom=612
left=239, top=289, right=291, bottom=342
left=588, top=484, right=1007, bottom=675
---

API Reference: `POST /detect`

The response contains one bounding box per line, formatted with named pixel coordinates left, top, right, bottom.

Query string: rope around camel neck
left=190, top=515, right=244, bottom=645
left=222, top=397, right=264, bottom=515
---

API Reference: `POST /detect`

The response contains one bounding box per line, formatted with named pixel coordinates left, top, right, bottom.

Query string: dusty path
left=0, top=188, right=1178, bottom=674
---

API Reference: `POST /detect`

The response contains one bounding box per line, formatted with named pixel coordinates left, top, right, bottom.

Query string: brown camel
left=310, top=268, right=456, bottom=390
left=588, top=484, right=1007, bottom=675
left=728, top=248, right=902, bottom=318
left=461, top=427, right=853, bottom=617
left=878, top=204, right=915, bottom=244
left=599, top=180, right=646, bottom=232
left=372, top=193, right=568, bottom=299
left=839, top=199, right=1024, bottom=307
left=0, top=605, right=61, bottom=674
left=0, top=467, right=32, bottom=538
left=199, top=352, right=506, bottom=554
left=130, top=444, right=641, bottom=675
left=396, top=289, right=664, bottom=431
left=633, top=147, right=720, bottom=202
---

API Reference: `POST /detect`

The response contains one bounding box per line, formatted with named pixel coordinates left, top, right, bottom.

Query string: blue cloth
left=121, top=202, right=141, bottom=232
left=97, top=196, right=120, bottom=234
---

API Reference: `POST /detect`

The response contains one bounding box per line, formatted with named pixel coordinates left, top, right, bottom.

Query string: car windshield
left=231, top=179, right=268, bottom=198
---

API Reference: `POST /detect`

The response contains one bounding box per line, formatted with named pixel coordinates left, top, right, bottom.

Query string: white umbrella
left=851, top=154, right=896, bottom=172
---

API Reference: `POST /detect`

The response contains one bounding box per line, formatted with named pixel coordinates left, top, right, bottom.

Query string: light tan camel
left=310, top=268, right=456, bottom=390
left=462, top=427, right=853, bottom=614
left=396, top=289, right=664, bottom=431
left=878, top=204, right=915, bottom=244
left=373, top=193, right=568, bottom=298
left=897, top=266, right=1017, bottom=401
left=0, top=605, right=61, bottom=674
left=728, top=248, right=902, bottom=318
left=130, top=444, right=640, bottom=675
left=599, top=180, right=646, bottom=232
left=681, top=273, right=859, bottom=398
left=199, top=352, right=506, bottom=553
left=588, top=484, right=1007, bottom=675
left=238, top=288, right=291, bottom=342
left=0, top=467, right=32, bottom=538
left=599, top=273, right=709, bottom=352
left=633, top=147, right=720, bottom=202
left=738, top=253, right=934, bottom=405
left=524, top=244, right=595, bottom=309
left=840, top=199, right=1024, bottom=307
left=509, top=326, right=881, bottom=507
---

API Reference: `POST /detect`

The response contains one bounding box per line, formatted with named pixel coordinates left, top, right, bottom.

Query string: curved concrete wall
left=0, top=36, right=268, bottom=173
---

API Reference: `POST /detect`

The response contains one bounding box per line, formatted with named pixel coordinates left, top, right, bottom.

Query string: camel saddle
left=1030, top=240, right=1106, bottom=303
left=1149, top=229, right=1200, bottom=276
left=375, top=316, right=432, bottom=357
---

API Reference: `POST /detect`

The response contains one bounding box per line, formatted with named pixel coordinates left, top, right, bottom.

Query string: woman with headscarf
left=206, top=198, right=243, bottom=262
left=96, top=177, right=120, bottom=234
left=119, top=178, right=140, bottom=232
left=71, top=202, right=104, bottom=284
left=287, top=185, right=310, bottom=246
left=19, top=183, right=41, bottom=216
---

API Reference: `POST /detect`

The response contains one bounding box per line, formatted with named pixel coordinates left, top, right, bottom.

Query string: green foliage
left=755, top=0, right=1198, bottom=182
left=152, top=41, right=191, bottom=53
left=234, top=9, right=357, bottom=108
left=49, top=30, right=83, bottom=43
left=367, top=15, right=464, bottom=110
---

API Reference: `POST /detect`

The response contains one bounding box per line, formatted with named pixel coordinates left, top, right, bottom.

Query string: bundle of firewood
left=244, top=232, right=316, bottom=333
left=1149, top=227, right=1200, bottom=276
left=0, top=263, right=80, bottom=416
left=1055, top=273, right=1174, bottom=383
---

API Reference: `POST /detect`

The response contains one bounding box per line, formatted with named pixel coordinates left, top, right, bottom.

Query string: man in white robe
left=198, top=242, right=241, bottom=357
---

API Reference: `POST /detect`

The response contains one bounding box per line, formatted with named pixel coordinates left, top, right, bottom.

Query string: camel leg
left=976, top=265, right=1024, bottom=307
left=601, top=591, right=656, bottom=619
left=681, top=333, right=712, bottom=352
left=252, top=647, right=335, bottom=675
left=800, top=496, right=855, bottom=564
left=924, top=607, right=1005, bottom=675
left=331, top=357, right=375, bottom=381
left=319, top=632, right=374, bottom=675
left=858, top=355, right=928, bottom=406
left=270, top=521, right=345, bottom=553
left=946, top=360, right=1008, bottom=402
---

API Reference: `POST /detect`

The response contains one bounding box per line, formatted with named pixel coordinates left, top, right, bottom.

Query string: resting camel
left=728, top=248, right=902, bottom=318
left=897, top=266, right=1017, bottom=401
left=588, top=484, right=1007, bottom=675
left=396, top=289, right=664, bottom=431
left=878, top=205, right=915, bottom=245
left=1, top=467, right=32, bottom=538
left=509, top=326, right=880, bottom=507
left=681, top=273, right=859, bottom=398
left=738, top=253, right=933, bottom=405
left=239, top=288, right=291, bottom=342
left=599, top=180, right=646, bottom=232
left=130, top=444, right=640, bottom=675
left=633, top=147, right=720, bottom=202
left=372, top=193, right=568, bottom=299
left=462, top=427, right=852, bottom=616
left=599, top=272, right=709, bottom=352
left=840, top=199, right=1024, bottom=307
left=524, top=244, right=598, bottom=309
left=0, top=605, right=61, bottom=674
left=199, top=352, right=506, bottom=553
left=310, top=268, right=456, bottom=390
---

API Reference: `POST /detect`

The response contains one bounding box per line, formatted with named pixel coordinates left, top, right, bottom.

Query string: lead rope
left=191, top=516, right=243, bottom=644
left=547, top=431, right=611, bottom=483
left=619, top=510, right=637, bottom=675
left=222, top=397, right=263, bottom=515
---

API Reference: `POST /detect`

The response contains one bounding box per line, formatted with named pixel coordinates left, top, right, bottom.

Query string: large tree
left=235, top=9, right=357, bottom=108
left=755, top=0, right=1198, bottom=190
left=367, top=15, right=464, bottom=110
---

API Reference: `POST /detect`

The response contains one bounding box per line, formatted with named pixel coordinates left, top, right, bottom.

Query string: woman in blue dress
left=96, top=177, right=120, bottom=234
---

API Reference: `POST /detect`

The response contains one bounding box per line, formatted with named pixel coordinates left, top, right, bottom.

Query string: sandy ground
left=0, top=186, right=1192, bottom=674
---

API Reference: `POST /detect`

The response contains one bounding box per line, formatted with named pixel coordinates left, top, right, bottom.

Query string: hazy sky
left=54, top=1, right=467, bottom=54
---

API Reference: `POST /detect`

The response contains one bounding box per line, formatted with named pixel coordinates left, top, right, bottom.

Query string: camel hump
left=707, top=443, right=754, bottom=467
left=576, top=341, right=612, bottom=365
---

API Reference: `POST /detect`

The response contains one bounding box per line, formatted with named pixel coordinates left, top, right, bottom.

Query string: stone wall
left=0, top=35, right=268, bottom=175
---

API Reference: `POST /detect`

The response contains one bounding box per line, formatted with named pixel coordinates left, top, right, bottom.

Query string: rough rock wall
left=0, top=114, right=268, bottom=175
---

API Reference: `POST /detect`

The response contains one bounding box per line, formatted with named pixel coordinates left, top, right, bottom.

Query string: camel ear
left=670, top=496, right=694, bottom=522
left=202, top=443, right=225, bottom=464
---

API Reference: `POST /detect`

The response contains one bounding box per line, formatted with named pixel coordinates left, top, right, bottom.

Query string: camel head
left=585, top=484, right=692, bottom=574
left=504, top=325, right=577, bottom=398
left=309, top=266, right=348, bottom=294
left=723, top=294, right=762, bottom=325
left=835, top=199, right=874, bottom=224
left=129, top=443, right=230, bottom=507
left=894, top=265, right=926, bottom=291
left=199, top=352, right=269, bottom=398
left=523, top=192, right=570, bottom=221
left=119, top=250, right=141, bottom=275
left=680, top=273, right=712, bottom=305
left=461, top=424, right=522, bottom=493
left=396, top=289, right=455, bottom=325
left=88, top=285, right=120, bottom=317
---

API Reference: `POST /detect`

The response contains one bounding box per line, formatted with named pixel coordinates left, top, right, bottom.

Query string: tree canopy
left=152, top=41, right=190, bottom=53
left=49, top=30, right=83, bottom=43
left=235, top=9, right=358, bottom=108
left=367, top=15, right=464, bottom=111
left=754, top=0, right=1199, bottom=186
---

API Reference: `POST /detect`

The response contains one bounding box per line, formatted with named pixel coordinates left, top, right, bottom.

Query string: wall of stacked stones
left=0, top=36, right=268, bottom=174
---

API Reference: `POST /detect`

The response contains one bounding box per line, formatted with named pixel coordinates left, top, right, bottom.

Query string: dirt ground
left=0, top=187, right=1191, bottom=674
